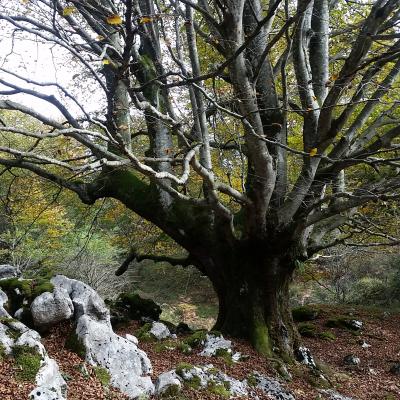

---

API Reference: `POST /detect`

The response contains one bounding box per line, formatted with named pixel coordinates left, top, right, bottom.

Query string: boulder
left=155, top=370, right=182, bottom=397
left=51, top=275, right=154, bottom=398
left=114, top=292, right=161, bottom=321
left=31, top=287, right=73, bottom=329
left=150, top=321, right=171, bottom=340
left=0, top=288, right=66, bottom=399
left=0, top=264, right=19, bottom=279
left=51, top=275, right=109, bottom=321
left=0, top=322, right=14, bottom=354
left=126, top=333, right=139, bottom=345
left=76, top=315, right=154, bottom=398
left=199, top=333, right=232, bottom=357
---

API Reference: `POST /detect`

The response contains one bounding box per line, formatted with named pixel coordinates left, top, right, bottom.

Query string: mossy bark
left=211, top=252, right=300, bottom=361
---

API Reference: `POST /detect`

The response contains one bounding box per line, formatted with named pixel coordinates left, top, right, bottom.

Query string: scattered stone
left=389, top=363, right=400, bottom=375
left=359, top=340, right=371, bottom=349
left=199, top=333, right=232, bottom=357
left=155, top=370, right=182, bottom=397
left=343, top=354, right=360, bottom=366
left=150, top=321, right=171, bottom=340
left=348, top=320, right=362, bottom=330
left=251, top=371, right=295, bottom=400
left=296, top=346, right=316, bottom=368
left=31, top=287, right=73, bottom=329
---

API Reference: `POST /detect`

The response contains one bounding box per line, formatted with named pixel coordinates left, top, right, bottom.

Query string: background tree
left=1, top=0, right=400, bottom=361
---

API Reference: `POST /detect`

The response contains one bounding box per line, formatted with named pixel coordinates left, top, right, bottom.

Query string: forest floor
left=1, top=305, right=399, bottom=400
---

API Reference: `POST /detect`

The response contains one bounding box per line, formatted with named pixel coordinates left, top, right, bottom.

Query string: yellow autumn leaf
left=106, top=14, right=122, bottom=25
left=62, top=6, right=76, bottom=16
left=139, top=16, right=153, bottom=23
left=309, top=148, right=318, bottom=157
left=102, top=59, right=110, bottom=65
left=97, top=35, right=105, bottom=41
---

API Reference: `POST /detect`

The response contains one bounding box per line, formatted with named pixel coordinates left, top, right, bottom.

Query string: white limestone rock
left=199, top=333, right=232, bottom=357
left=0, top=322, right=14, bottom=354
left=31, top=287, right=73, bottom=328
left=126, top=333, right=139, bottom=345
left=76, top=315, right=154, bottom=398
left=29, top=358, right=67, bottom=400
left=155, top=370, right=182, bottom=396
left=150, top=321, right=171, bottom=340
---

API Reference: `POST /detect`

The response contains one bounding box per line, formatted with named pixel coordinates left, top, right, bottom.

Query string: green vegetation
left=13, top=345, right=42, bottom=382
left=176, top=342, right=192, bottom=354
left=0, top=344, right=6, bottom=360
left=93, top=366, right=111, bottom=386
left=183, top=330, right=207, bottom=348
left=65, top=332, right=86, bottom=358
left=175, top=362, right=194, bottom=377
left=246, top=373, right=258, bottom=387
left=215, top=348, right=233, bottom=365
left=207, top=381, right=231, bottom=397
left=319, top=331, right=336, bottom=341
left=135, top=323, right=155, bottom=342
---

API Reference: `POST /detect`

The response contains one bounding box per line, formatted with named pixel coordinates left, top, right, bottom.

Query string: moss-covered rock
left=325, top=317, right=361, bottom=331
left=13, top=345, right=42, bottom=382
left=292, top=306, right=319, bottom=322
left=298, top=323, right=317, bottom=337
left=114, top=292, right=161, bottom=321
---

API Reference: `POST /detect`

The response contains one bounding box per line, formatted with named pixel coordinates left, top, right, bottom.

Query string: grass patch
left=13, top=345, right=42, bottom=382
left=135, top=323, right=156, bottom=342
left=93, top=366, right=111, bottom=386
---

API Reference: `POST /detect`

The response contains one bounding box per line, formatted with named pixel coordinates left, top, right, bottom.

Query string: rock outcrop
left=36, top=275, right=154, bottom=398
left=0, top=288, right=67, bottom=400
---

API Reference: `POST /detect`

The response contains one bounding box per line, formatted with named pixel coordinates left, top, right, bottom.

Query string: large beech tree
left=1, top=0, right=400, bottom=360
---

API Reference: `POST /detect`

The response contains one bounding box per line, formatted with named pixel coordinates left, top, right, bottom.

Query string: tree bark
left=210, top=249, right=300, bottom=361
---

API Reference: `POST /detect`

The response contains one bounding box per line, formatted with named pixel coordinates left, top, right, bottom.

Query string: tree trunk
left=211, top=252, right=300, bottom=362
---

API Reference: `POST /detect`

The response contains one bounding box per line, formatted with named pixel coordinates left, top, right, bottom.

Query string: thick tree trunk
left=211, top=253, right=300, bottom=361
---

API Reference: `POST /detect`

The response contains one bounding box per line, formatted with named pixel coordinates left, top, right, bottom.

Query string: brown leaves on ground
left=1, top=306, right=400, bottom=399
